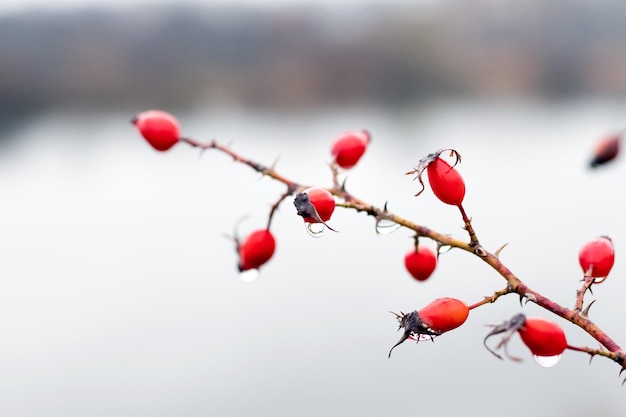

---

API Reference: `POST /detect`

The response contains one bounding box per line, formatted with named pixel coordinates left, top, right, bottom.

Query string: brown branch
left=458, top=204, right=479, bottom=246
left=467, top=286, right=513, bottom=310
left=180, top=137, right=626, bottom=371
left=574, top=276, right=594, bottom=313
left=567, top=344, right=626, bottom=373
left=476, top=251, right=624, bottom=363
left=266, top=189, right=295, bottom=230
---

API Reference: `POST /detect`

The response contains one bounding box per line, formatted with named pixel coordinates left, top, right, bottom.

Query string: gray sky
left=0, top=0, right=436, bottom=15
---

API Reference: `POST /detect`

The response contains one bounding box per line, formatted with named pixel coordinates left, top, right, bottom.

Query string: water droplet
left=533, top=354, right=561, bottom=368
left=375, top=219, right=401, bottom=235
left=408, top=334, right=437, bottom=342
left=239, top=269, right=260, bottom=283
left=305, top=222, right=326, bottom=238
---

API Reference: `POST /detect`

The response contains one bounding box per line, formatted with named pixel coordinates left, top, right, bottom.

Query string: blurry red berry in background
left=404, top=245, right=437, bottom=281
left=132, top=110, right=180, bottom=151
left=589, top=133, right=620, bottom=168
left=330, top=130, right=371, bottom=169
left=238, top=229, right=276, bottom=271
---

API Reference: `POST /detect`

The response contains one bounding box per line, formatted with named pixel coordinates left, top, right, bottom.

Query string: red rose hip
left=406, top=149, right=465, bottom=206
left=404, top=245, right=437, bottom=282
left=132, top=110, right=180, bottom=151
left=388, top=297, right=469, bottom=357
left=427, top=157, right=465, bottom=206
left=293, top=187, right=337, bottom=235
left=518, top=317, right=568, bottom=357
left=483, top=313, right=568, bottom=365
left=330, top=130, right=370, bottom=169
left=238, top=229, right=276, bottom=271
left=294, top=187, right=336, bottom=222
left=417, top=297, right=469, bottom=333
left=578, top=236, right=614, bottom=280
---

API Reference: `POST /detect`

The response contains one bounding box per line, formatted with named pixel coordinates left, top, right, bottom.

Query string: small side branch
left=266, top=187, right=296, bottom=230
left=458, top=204, right=479, bottom=246
left=567, top=344, right=626, bottom=369
left=181, top=137, right=302, bottom=192
left=467, top=286, right=513, bottom=310
left=574, top=276, right=594, bottom=313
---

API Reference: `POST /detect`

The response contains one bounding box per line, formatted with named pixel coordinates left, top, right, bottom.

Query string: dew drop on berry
left=409, top=334, right=436, bottom=342
left=239, top=268, right=260, bottom=283
left=305, top=222, right=327, bottom=238
left=375, top=219, right=401, bottom=235
left=532, top=354, right=561, bottom=368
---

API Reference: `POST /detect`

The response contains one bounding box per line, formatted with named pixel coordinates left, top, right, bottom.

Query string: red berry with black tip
left=418, top=297, right=469, bottom=333
left=388, top=297, right=469, bottom=357
left=294, top=187, right=336, bottom=228
left=518, top=317, right=567, bottom=357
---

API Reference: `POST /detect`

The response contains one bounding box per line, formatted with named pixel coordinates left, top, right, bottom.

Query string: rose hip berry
left=388, top=297, right=469, bottom=357
left=518, top=317, right=568, bottom=358
left=404, top=244, right=437, bottom=282
left=427, top=157, right=466, bottom=206
left=407, top=149, right=465, bottom=206
left=293, top=187, right=337, bottom=232
left=578, top=236, right=615, bottom=281
left=484, top=313, right=568, bottom=363
left=417, top=297, right=470, bottom=333
left=330, top=130, right=371, bottom=169
left=132, top=110, right=180, bottom=151
left=237, top=229, right=276, bottom=272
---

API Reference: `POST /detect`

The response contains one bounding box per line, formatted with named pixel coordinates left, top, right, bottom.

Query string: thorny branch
left=181, top=137, right=626, bottom=373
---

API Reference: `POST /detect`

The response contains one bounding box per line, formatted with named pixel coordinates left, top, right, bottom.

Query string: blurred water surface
left=1, top=100, right=625, bottom=416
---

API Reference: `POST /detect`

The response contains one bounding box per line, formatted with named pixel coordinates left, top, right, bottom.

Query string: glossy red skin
left=418, top=297, right=469, bottom=333
left=404, top=246, right=437, bottom=281
left=238, top=229, right=276, bottom=271
left=427, top=157, right=465, bottom=206
left=330, top=130, right=370, bottom=169
left=518, top=317, right=567, bottom=357
left=302, top=187, right=335, bottom=223
left=579, top=236, right=615, bottom=278
left=133, top=110, right=180, bottom=151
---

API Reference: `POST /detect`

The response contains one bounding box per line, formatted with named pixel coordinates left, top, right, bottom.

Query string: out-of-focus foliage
left=2, top=0, right=626, bottom=121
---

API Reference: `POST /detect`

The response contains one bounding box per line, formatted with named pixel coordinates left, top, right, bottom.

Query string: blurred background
left=4, top=0, right=626, bottom=127
left=2, top=0, right=626, bottom=416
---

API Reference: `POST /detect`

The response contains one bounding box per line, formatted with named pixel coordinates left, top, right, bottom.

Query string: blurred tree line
left=2, top=0, right=626, bottom=125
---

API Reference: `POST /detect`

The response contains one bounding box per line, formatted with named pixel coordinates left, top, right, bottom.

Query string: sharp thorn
left=494, top=242, right=509, bottom=258
left=581, top=299, right=596, bottom=318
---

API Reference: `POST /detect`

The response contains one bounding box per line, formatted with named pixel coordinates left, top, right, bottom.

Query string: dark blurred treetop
left=2, top=0, right=626, bottom=122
